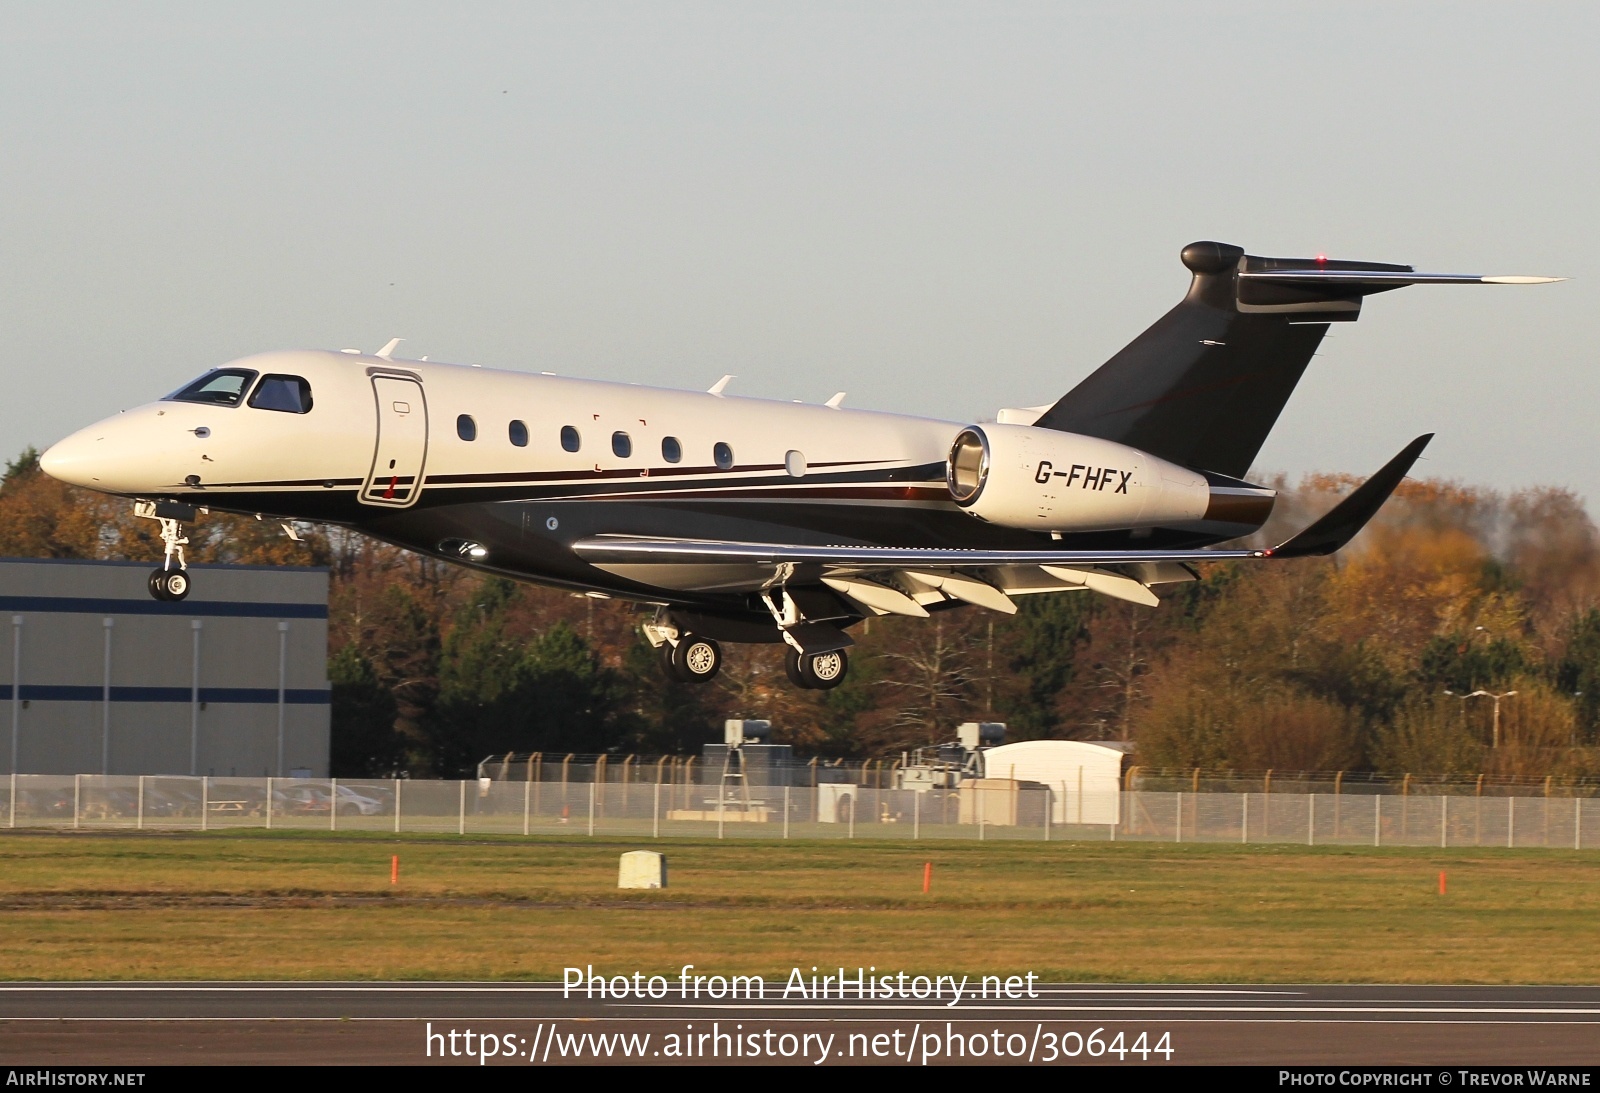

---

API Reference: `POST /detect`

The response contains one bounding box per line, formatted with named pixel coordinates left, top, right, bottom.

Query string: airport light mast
left=1445, top=689, right=1519, bottom=749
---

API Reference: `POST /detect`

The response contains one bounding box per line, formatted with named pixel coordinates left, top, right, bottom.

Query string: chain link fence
left=478, top=753, right=1600, bottom=799
left=2, top=772, right=1596, bottom=849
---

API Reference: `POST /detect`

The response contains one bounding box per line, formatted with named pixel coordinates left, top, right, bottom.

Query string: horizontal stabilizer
left=1240, top=270, right=1563, bottom=286
left=1265, top=434, right=1432, bottom=558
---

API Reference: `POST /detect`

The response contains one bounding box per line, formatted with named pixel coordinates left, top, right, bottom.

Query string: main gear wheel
left=785, top=646, right=848, bottom=690
left=668, top=635, right=722, bottom=684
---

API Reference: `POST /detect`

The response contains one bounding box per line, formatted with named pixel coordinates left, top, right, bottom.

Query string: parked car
left=15, top=787, right=73, bottom=820
left=272, top=783, right=387, bottom=817
left=333, top=784, right=388, bottom=816
left=273, top=784, right=332, bottom=815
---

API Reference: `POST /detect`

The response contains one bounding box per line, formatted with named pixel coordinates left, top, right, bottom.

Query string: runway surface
left=3, top=982, right=1598, bottom=1065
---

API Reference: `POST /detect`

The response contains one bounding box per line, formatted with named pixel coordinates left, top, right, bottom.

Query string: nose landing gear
left=134, top=500, right=198, bottom=602
left=148, top=568, right=190, bottom=602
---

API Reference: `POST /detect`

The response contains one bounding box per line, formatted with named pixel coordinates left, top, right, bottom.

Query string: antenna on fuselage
left=708, top=375, right=735, bottom=397
left=376, top=338, right=403, bottom=360
left=826, top=392, right=847, bottom=409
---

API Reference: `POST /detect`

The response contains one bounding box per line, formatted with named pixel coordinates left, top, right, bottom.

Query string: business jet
left=39, top=241, right=1558, bottom=690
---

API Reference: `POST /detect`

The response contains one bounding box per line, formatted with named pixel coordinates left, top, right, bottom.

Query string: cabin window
left=508, top=420, right=528, bottom=447
left=457, top=414, right=477, bottom=441
left=661, top=436, right=682, bottom=463
left=166, top=369, right=258, bottom=407
left=560, top=425, right=581, bottom=452
left=247, top=375, right=313, bottom=414
left=612, top=431, right=632, bottom=458
left=714, top=441, right=734, bottom=470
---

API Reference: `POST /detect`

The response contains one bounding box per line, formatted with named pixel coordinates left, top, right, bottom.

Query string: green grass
left=0, top=829, right=1596, bottom=983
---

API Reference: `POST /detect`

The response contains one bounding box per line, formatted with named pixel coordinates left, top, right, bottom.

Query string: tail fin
left=1032, top=241, right=1555, bottom=479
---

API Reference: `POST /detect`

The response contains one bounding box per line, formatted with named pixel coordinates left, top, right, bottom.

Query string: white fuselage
left=42, top=349, right=965, bottom=513
left=40, top=348, right=1270, bottom=614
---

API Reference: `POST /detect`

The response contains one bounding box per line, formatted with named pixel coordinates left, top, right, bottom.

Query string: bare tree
left=874, top=613, right=982, bottom=745
left=1088, top=603, right=1152, bottom=742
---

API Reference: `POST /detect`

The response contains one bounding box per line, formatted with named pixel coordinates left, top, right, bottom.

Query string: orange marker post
left=1438, top=870, right=1446, bottom=896
left=922, top=862, right=932, bottom=894
left=391, top=854, right=399, bottom=886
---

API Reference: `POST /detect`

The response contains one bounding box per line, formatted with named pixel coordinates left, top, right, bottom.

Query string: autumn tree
left=8, top=438, right=1600, bottom=781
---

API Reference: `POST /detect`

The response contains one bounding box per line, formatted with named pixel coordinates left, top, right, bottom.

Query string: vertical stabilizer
left=1034, top=242, right=1410, bottom=478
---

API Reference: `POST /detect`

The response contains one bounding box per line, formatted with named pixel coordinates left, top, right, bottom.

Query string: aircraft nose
left=39, top=428, right=108, bottom=488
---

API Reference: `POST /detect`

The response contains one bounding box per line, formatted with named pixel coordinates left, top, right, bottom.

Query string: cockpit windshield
left=165, top=369, right=258, bottom=407
left=248, top=375, right=313, bottom=414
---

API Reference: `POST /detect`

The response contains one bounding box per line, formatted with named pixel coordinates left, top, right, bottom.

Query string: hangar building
left=0, top=558, right=330, bottom=777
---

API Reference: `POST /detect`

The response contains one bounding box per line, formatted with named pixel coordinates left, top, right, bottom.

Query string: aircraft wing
left=572, top=534, right=1229, bottom=609
left=574, top=436, right=1431, bottom=612
left=574, top=538, right=1263, bottom=570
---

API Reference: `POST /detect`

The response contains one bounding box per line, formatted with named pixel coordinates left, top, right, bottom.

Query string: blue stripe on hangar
left=0, top=685, right=331, bottom=704
left=0, top=596, right=326, bottom=619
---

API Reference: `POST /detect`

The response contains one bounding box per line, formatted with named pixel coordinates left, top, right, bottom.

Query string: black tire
left=671, top=635, right=722, bottom=683
left=800, top=648, right=848, bottom=690
left=657, top=639, right=677, bottom=680
left=155, top=569, right=190, bottom=601
left=784, top=647, right=810, bottom=689
left=148, top=569, right=169, bottom=601
left=835, top=793, right=853, bottom=824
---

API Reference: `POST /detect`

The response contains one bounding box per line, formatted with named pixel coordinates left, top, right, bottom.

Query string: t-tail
left=1033, top=241, right=1560, bottom=479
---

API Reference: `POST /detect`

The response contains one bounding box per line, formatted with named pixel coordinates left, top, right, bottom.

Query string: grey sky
left=2, top=3, right=1595, bottom=502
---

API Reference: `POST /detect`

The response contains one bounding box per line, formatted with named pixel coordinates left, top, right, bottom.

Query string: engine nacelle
left=946, top=424, right=1212, bottom=533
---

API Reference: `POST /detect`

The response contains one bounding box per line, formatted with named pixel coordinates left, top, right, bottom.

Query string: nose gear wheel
left=149, top=568, right=190, bottom=601
left=134, top=500, right=198, bottom=602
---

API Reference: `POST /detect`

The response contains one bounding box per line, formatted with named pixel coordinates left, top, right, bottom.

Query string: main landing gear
left=643, top=597, right=853, bottom=691
left=134, top=500, right=198, bottom=602
left=761, top=582, right=852, bottom=690
left=785, top=647, right=849, bottom=690
left=656, top=633, right=724, bottom=685
left=645, top=610, right=725, bottom=685
left=649, top=632, right=846, bottom=690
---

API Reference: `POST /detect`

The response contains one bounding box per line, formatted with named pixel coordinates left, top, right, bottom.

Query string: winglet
left=376, top=338, right=403, bottom=360
left=1266, top=434, right=1433, bottom=558
left=825, top=392, right=847, bottom=409
left=708, top=375, right=735, bottom=397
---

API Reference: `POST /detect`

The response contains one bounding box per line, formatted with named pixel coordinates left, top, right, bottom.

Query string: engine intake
left=946, top=424, right=1223, bottom=534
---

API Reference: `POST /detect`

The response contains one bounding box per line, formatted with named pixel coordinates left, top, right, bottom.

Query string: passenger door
left=361, top=376, right=428, bottom=507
